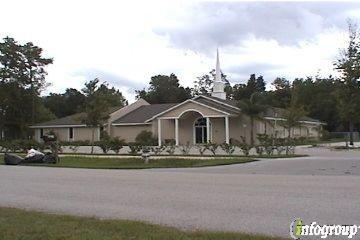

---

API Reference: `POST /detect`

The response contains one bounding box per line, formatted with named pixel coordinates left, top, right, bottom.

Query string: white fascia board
left=264, top=117, right=286, bottom=121
left=29, top=124, right=87, bottom=128
left=299, top=121, right=323, bottom=125
left=145, top=99, right=231, bottom=122
left=265, top=117, right=323, bottom=125
left=112, top=123, right=152, bottom=126
left=194, top=95, right=240, bottom=111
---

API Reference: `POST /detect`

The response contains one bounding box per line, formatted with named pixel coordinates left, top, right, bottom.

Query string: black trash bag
left=43, top=153, right=57, bottom=164
left=4, top=153, right=24, bottom=165
left=23, top=154, right=45, bottom=164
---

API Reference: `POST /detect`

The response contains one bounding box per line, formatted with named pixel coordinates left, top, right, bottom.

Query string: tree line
left=0, top=21, right=359, bottom=142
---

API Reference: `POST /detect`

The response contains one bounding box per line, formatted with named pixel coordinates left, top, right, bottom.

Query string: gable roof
left=31, top=106, right=123, bottom=128
left=31, top=113, right=86, bottom=127
left=198, top=95, right=322, bottom=124
left=194, top=97, right=240, bottom=115
left=198, top=95, right=239, bottom=108
left=262, top=107, right=321, bottom=123
left=112, top=103, right=177, bottom=124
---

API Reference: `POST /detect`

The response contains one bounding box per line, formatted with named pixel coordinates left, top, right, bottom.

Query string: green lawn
left=0, top=207, right=285, bottom=240
left=0, top=155, right=256, bottom=169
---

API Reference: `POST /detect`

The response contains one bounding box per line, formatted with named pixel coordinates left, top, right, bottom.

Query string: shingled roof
left=31, top=106, right=123, bottom=127
left=112, top=103, right=177, bottom=124
left=31, top=113, right=86, bottom=127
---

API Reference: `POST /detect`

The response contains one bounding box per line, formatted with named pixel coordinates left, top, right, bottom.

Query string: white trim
left=146, top=99, right=231, bottom=122
left=189, top=100, right=231, bottom=116
left=194, top=95, right=240, bottom=111
left=158, top=117, right=178, bottom=120
left=175, top=118, right=179, bottom=146
left=206, top=117, right=210, bottom=143
left=178, top=108, right=204, bottom=118
left=193, top=117, right=212, bottom=144
left=225, top=116, right=229, bottom=144
left=299, top=121, right=323, bottom=125
left=30, top=124, right=87, bottom=128
left=147, top=99, right=193, bottom=121
left=264, top=117, right=286, bottom=121
left=265, top=117, right=323, bottom=125
left=158, top=119, right=162, bottom=146
left=112, top=122, right=152, bottom=126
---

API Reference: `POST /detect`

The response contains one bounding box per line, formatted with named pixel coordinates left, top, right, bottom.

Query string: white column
left=175, top=118, right=179, bottom=146
left=158, top=118, right=162, bottom=146
left=225, top=116, right=229, bottom=144
left=206, top=117, right=210, bottom=143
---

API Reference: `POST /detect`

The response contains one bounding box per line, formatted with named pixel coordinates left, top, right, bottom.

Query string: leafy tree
left=281, top=105, right=307, bottom=139
left=136, top=74, right=192, bottom=104
left=43, top=88, right=86, bottom=118
left=237, top=92, right=266, bottom=146
left=194, top=69, right=232, bottom=98
left=264, top=77, right=292, bottom=108
left=291, top=76, right=340, bottom=131
left=0, top=37, right=53, bottom=138
left=334, top=21, right=360, bottom=145
left=233, top=74, right=265, bottom=100
left=97, top=82, right=128, bottom=107
left=81, top=78, right=111, bottom=154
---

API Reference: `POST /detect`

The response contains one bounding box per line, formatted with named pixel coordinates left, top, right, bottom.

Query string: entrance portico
left=156, top=105, right=231, bottom=146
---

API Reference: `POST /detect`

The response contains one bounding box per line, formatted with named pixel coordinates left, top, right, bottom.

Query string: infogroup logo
left=290, top=218, right=359, bottom=239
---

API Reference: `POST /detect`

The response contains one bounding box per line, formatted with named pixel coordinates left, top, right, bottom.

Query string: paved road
left=0, top=147, right=360, bottom=238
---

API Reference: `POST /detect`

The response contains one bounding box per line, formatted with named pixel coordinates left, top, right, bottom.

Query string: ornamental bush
left=135, top=131, right=157, bottom=146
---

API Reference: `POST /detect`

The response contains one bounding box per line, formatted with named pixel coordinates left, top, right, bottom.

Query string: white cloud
left=0, top=0, right=357, bottom=102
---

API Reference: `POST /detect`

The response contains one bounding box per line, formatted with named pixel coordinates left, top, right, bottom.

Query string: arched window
left=194, top=118, right=211, bottom=144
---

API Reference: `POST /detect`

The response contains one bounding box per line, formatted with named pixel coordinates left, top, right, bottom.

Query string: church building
left=31, top=51, right=323, bottom=145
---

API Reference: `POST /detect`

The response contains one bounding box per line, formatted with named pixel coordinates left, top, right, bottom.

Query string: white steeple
left=211, top=48, right=226, bottom=100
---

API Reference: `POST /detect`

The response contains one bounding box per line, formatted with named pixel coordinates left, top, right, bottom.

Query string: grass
left=0, top=155, right=256, bottom=169
left=0, top=207, right=285, bottom=240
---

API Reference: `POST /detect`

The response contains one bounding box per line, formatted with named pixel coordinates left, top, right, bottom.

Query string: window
left=69, top=127, right=74, bottom=140
left=194, top=118, right=211, bottom=144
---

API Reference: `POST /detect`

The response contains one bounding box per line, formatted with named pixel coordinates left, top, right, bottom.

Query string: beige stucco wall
left=160, top=101, right=226, bottom=118
left=107, top=99, right=149, bottom=136
left=34, top=127, right=100, bottom=142
left=255, top=119, right=321, bottom=139
left=151, top=119, right=175, bottom=142
left=112, top=124, right=152, bottom=143
left=74, top=127, right=100, bottom=141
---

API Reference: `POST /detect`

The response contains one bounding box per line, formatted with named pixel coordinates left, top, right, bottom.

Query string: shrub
left=205, top=142, right=218, bottom=155
left=96, top=139, right=111, bottom=154
left=151, top=145, right=165, bottom=155
left=180, top=142, right=192, bottom=155
left=165, top=141, right=176, bottom=155
left=255, top=145, right=264, bottom=156
left=257, top=134, right=275, bottom=156
left=110, top=137, right=125, bottom=154
left=60, top=140, right=91, bottom=146
left=196, top=145, right=207, bottom=156
left=237, top=136, right=252, bottom=156
left=128, top=142, right=141, bottom=155
left=320, top=129, right=331, bottom=141
left=135, top=131, right=157, bottom=146
left=285, top=138, right=296, bottom=155
left=69, top=144, right=80, bottom=153
left=221, top=143, right=235, bottom=155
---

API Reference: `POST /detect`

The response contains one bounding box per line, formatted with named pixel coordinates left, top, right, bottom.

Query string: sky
left=1, top=0, right=359, bottom=102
